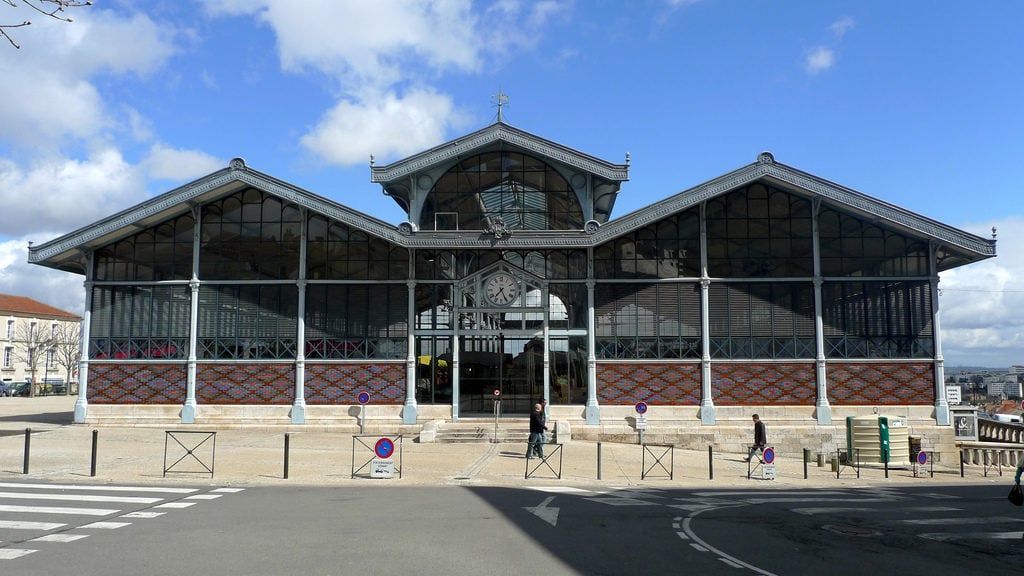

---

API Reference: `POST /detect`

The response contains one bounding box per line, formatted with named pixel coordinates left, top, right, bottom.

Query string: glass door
left=458, top=333, right=543, bottom=415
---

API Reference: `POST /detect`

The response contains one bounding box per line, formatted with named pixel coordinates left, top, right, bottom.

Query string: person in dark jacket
left=527, top=403, right=547, bottom=459
left=744, top=414, right=767, bottom=462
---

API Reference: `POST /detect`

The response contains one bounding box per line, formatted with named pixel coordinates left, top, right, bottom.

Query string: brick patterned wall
left=596, top=363, right=701, bottom=405
left=827, top=362, right=934, bottom=405
left=88, top=364, right=187, bottom=404
left=196, top=364, right=295, bottom=404
left=304, top=363, right=406, bottom=404
left=711, top=363, right=816, bottom=405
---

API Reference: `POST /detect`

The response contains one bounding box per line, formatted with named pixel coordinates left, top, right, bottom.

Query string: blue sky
left=1, top=1, right=1021, bottom=367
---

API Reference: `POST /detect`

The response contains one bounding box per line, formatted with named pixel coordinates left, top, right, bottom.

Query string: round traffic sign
left=374, top=437, right=395, bottom=459
left=635, top=402, right=648, bottom=415
left=357, top=391, right=370, bottom=404
left=763, top=447, right=775, bottom=464
left=917, top=451, right=928, bottom=465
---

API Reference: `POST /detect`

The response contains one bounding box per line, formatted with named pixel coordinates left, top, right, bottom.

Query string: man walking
left=527, top=402, right=547, bottom=459
left=745, top=414, right=767, bottom=462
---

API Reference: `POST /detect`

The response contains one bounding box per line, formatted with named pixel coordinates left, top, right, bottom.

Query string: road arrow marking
left=525, top=496, right=560, bottom=527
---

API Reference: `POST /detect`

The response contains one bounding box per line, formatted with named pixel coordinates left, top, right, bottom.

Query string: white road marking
left=690, top=543, right=708, bottom=552
left=527, top=486, right=590, bottom=494
left=0, top=549, right=37, bottom=560
left=676, top=531, right=689, bottom=540
left=920, top=531, right=1024, bottom=541
left=719, top=558, right=744, bottom=568
left=0, top=491, right=161, bottom=504
left=82, top=521, right=131, bottom=529
left=0, top=504, right=118, bottom=516
left=902, top=516, right=1024, bottom=526
left=122, top=511, right=165, bottom=518
left=793, top=506, right=961, bottom=516
left=185, top=494, right=222, bottom=500
left=155, top=502, right=195, bottom=509
left=0, top=520, right=65, bottom=530
left=524, top=496, right=560, bottom=527
left=31, top=534, right=89, bottom=543
left=0, top=482, right=196, bottom=494
left=211, top=488, right=245, bottom=493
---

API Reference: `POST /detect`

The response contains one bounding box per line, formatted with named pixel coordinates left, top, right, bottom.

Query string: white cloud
left=301, top=88, right=470, bottom=166
left=829, top=16, right=855, bottom=40
left=805, top=46, right=835, bottom=75
left=939, top=217, right=1024, bottom=367
left=0, top=237, right=86, bottom=316
left=143, top=144, right=225, bottom=181
left=0, top=149, right=147, bottom=238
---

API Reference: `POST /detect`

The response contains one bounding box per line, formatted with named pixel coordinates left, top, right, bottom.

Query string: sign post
left=493, top=389, right=502, bottom=443
left=357, top=391, right=370, bottom=434
left=371, top=437, right=396, bottom=478
left=635, top=402, right=648, bottom=445
left=762, top=447, right=777, bottom=480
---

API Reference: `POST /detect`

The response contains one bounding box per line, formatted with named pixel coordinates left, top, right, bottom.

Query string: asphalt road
left=3, top=482, right=1023, bottom=575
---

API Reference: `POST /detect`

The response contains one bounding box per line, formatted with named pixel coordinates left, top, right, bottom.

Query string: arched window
left=420, top=151, right=583, bottom=231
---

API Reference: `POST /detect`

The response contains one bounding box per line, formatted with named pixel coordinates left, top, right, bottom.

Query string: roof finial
left=492, top=87, right=509, bottom=123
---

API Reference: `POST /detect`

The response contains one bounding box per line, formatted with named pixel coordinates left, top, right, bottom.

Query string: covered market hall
left=28, top=120, right=996, bottom=452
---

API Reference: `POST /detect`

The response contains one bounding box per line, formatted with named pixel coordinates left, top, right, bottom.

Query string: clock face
left=484, top=273, right=519, bottom=306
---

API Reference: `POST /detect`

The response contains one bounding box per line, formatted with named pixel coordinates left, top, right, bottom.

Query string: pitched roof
left=0, top=294, right=80, bottom=320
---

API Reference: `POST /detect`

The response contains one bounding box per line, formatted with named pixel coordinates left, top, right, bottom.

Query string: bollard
left=284, top=433, right=290, bottom=480
left=960, top=449, right=965, bottom=478
left=90, top=429, right=99, bottom=477
left=831, top=455, right=839, bottom=477
left=708, top=445, right=714, bottom=480
left=23, top=427, right=31, bottom=474
left=817, top=452, right=825, bottom=467
left=597, top=442, right=602, bottom=480
left=803, top=448, right=809, bottom=479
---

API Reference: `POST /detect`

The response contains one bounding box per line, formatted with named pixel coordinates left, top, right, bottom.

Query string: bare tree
left=2, top=0, right=92, bottom=49
left=11, top=320, right=53, bottom=397
left=51, top=321, right=82, bottom=395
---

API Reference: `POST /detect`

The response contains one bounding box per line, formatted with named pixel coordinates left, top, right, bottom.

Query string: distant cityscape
left=947, top=365, right=1024, bottom=418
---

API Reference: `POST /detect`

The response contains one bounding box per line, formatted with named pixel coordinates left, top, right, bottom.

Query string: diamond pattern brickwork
left=827, top=362, right=934, bottom=405
left=596, top=363, right=700, bottom=405
left=88, top=364, right=186, bottom=404
left=305, top=363, right=406, bottom=404
left=711, top=363, right=816, bottom=405
left=196, top=364, right=294, bottom=404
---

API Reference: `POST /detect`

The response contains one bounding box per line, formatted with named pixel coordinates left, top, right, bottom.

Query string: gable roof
left=370, top=121, right=630, bottom=184
left=0, top=294, right=80, bottom=321
left=593, top=152, right=996, bottom=271
left=28, top=158, right=406, bottom=275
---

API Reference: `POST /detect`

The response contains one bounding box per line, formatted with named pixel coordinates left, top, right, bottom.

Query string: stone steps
left=434, top=421, right=534, bottom=444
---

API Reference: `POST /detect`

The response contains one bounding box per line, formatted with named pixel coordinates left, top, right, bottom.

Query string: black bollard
left=708, top=445, right=714, bottom=480
left=90, top=430, right=98, bottom=477
left=284, top=433, right=290, bottom=480
left=803, top=448, right=809, bottom=479
left=597, top=442, right=602, bottom=480
left=23, top=428, right=31, bottom=474
left=960, top=449, right=965, bottom=478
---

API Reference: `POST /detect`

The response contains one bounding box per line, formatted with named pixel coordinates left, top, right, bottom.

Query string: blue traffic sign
left=917, top=451, right=927, bottom=465
left=374, top=437, right=395, bottom=459
left=763, top=447, right=775, bottom=464
left=635, top=402, right=648, bottom=415
left=358, top=391, right=370, bottom=404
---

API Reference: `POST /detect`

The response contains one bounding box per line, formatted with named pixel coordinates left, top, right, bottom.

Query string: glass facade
left=421, top=151, right=583, bottom=231
left=84, top=174, right=942, bottom=409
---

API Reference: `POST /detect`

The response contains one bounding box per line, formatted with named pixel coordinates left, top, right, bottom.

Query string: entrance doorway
left=458, top=333, right=543, bottom=415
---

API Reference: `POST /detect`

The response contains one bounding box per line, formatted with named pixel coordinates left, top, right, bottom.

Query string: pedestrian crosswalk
left=0, top=481, right=244, bottom=561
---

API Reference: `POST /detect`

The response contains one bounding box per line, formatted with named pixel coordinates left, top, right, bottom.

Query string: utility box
left=949, top=406, right=978, bottom=442
left=846, top=415, right=910, bottom=464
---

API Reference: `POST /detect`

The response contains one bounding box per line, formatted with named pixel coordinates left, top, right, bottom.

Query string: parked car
left=0, top=382, right=9, bottom=397
left=10, top=382, right=30, bottom=397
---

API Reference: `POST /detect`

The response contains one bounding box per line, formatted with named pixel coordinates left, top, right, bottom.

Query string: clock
left=484, top=272, right=519, bottom=306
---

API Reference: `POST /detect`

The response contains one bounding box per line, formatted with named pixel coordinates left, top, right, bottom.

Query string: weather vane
left=492, top=88, right=509, bottom=122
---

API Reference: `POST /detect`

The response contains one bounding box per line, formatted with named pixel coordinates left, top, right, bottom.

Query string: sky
left=0, top=1, right=1021, bottom=368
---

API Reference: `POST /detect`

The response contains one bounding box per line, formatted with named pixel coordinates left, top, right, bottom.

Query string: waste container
left=909, top=435, right=922, bottom=463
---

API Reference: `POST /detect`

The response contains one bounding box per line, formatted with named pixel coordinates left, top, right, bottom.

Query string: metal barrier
left=641, top=443, right=674, bottom=480
left=836, top=448, right=860, bottom=479
left=525, top=443, right=563, bottom=479
left=351, top=435, right=403, bottom=479
left=163, top=431, right=216, bottom=478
